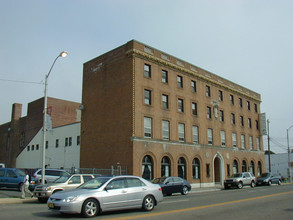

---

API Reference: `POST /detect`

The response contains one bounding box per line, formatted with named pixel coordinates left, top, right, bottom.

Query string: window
left=144, top=117, right=152, bottom=138
left=162, top=120, right=170, bottom=140
left=256, top=137, right=260, bottom=150
left=220, top=110, right=224, bottom=122
left=77, top=136, right=80, bottom=145
left=247, top=101, right=251, bottom=110
left=249, top=136, right=253, bottom=149
left=250, top=161, right=255, bottom=175
left=126, top=178, right=146, bottom=187
left=254, top=103, right=258, bottom=113
left=178, top=98, right=184, bottom=112
left=46, top=141, right=48, bottom=149
left=178, top=123, right=185, bottom=142
left=144, top=64, right=151, bottom=78
left=192, top=158, right=200, bottom=179
left=161, top=156, right=171, bottom=177
left=27, top=146, right=30, bottom=151
left=107, top=178, right=126, bottom=190
left=256, top=120, right=259, bottom=130
left=178, top=157, right=186, bottom=179
left=231, top=113, right=235, bottom=125
left=70, top=176, right=81, bottom=184
left=206, top=163, right=210, bottom=177
left=206, top=86, right=211, bottom=97
left=207, top=107, right=211, bottom=119
left=221, top=131, right=226, bottom=146
left=162, top=70, right=168, bottom=83
left=32, top=145, right=34, bottom=151
left=240, top=116, right=244, bottom=126
left=162, top=94, right=168, bottom=110
left=241, top=134, right=245, bottom=149
left=207, top=128, right=213, bottom=145
left=144, top=89, right=151, bottom=105
left=232, top=133, right=237, bottom=147
left=239, top=98, right=243, bottom=108
left=56, top=139, right=59, bottom=148
left=219, top=90, right=223, bottom=101
left=142, top=155, right=153, bottom=180
left=36, top=144, right=39, bottom=150
left=248, top=118, right=252, bottom=128
left=69, top=137, right=72, bottom=146
left=242, top=160, right=247, bottom=172
left=191, top=80, right=196, bottom=92
left=233, top=160, right=238, bottom=174
left=257, top=161, right=262, bottom=176
left=192, top=125, right=199, bottom=144
left=177, top=75, right=183, bottom=88
left=230, top=95, right=234, bottom=105
left=192, top=102, right=197, bottom=116
left=65, top=137, right=68, bottom=146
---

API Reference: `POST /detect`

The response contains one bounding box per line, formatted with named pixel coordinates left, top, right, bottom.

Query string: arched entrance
left=213, top=153, right=224, bottom=185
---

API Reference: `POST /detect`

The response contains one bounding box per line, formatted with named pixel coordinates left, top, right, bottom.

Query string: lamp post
left=41, top=51, right=68, bottom=184
left=287, top=125, right=293, bottom=183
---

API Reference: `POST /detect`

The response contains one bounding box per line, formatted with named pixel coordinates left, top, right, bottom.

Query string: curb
left=0, top=198, right=38, bottom=205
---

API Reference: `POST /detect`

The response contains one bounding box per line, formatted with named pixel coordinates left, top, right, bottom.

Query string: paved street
left=0, top=184, right=292, bottom=219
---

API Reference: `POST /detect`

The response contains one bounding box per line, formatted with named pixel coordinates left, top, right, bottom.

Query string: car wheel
left=142, top=195, right=155, bottom=211
left=237, top=182, right=243, bottom=189
left=181, top=186, right=189, bottom=195
left=82, top=199, right=99, bottom=218
left=268, top=181, right=272, bottom=186
left=224, top=185, right=230, bottom=190
left=251, top=181, right=255, bottom=188
left=38, top=197, right=48, bottom=203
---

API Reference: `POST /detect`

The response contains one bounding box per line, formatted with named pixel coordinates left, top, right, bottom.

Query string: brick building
left=0, top=97, right=81, bottom=167
left=81, top=40, right=265, bottom=186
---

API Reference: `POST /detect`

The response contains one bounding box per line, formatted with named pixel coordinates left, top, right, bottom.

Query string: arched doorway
left=214, top=157, right=221, bottom=183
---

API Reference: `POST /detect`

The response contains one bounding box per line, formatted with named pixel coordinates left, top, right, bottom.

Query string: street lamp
left=287, top=125, right=293, bottom=183
left=41, top=51, right=68, bottom=184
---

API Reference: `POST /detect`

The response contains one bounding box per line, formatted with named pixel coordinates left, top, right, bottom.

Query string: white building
left=16, top=122, right=80, bottom=169
left=265, top=152, right=293, bottom=181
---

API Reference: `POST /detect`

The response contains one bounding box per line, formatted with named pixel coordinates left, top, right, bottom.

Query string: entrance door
left=214, top=157, right=221, bottom=183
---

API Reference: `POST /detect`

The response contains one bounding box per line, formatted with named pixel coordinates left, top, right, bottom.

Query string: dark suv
left=224, top=172, right=256, bottom=189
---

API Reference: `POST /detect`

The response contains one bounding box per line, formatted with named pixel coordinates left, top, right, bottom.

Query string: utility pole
left=267, top=120, right=271, bottom=172
left=287, top=125, right=293, bottom=183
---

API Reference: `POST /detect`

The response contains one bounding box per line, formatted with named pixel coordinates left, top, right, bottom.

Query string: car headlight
left=43, top=186, right=51, bottom=191
left=264, top=179, right=269, bottom=182
left=63, top=195, right=78, bottom=203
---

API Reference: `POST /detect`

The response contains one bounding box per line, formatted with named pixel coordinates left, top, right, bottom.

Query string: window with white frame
left=144, top=117, right=152, bottom=138
left=192, top=125, right=199, bottom=144
left=207, top=128, right=213, bottom=145
left=232, top=133, right=237, bottom=147
left=162, top=120, right=170, bottom=140
left=162, top=94, right=168, bottom=110
left=178, top=123, right=185, bottom=142
left=249, top=136, right=253, bottom=149
left=220, top=130, right=226, bottom=146
left=144, top=64, right=151, bottom=78
left=241, top=134, right=245, bottom=149
left=191, top=80, right=196, bottom=92
left=256, top=137, right=260, bottom=150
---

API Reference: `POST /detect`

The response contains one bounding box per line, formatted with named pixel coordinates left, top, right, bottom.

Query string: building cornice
left=126, top=48, right=261, bottom=103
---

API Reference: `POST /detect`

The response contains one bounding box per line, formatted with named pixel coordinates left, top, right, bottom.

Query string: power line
left=0, top=78, right=43, bottom=85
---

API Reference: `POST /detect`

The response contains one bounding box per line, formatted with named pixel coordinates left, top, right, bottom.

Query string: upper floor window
left=178, top=123, right=185, bottom=142
left=206, top=86, right=211, bottom=97
left=220, top=110, right=224, bottom=122
left=144, top=117, right=152, bottom=138
left=162, top=70, right=168, bottom=83
left=77, top=136, right=80, bottom=145
left=144, top=64, right=151, bottom=78
left=192, top=102, right=198, bottom=116
left=249, top=136, right=253, bottom=149
left=230, top=95, right=234, bottom=105
left=219, top=90, right=223, bottom=101
left=207, top=107, right=212, bottom=119
left=144, top=89, right=151, bottom=105
left=177, top=75, right=183, bottom=88
left=178, top=98, right=184, bottom=113
left=231, top=113, right=235, bottom=125
left=256, top=120, right=259, bottom=130
left=241, top=134, right=245, bottom=149
left=191, top=80, right=196, bottom=92
left=248, top=118, right=252, bottom=128
left=240, top=116, right=244, bottom=126
left=254, top=103, right=258, bottom=113
left=207, top=128, right=213, bottom=145
left=56, top=139, right=59, bottom=148
left=162, top=94, right=169, bottom=110
left=239, top=98, right=243, bottom=108
left=247, top=101, right=251, bottom=110
left=162, top=120, right=170, bottom=140
left=220, top=130, right=226, bottom=146
left=192, top=125, right=199, bottom=144
left=232, top=133, right=237, bottom=147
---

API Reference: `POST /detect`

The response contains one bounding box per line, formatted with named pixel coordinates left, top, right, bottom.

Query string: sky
left=0, top=0, right=292, bottom=153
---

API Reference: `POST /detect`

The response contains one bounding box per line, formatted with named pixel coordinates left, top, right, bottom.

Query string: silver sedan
left=47, top=175, right=163, bottom=218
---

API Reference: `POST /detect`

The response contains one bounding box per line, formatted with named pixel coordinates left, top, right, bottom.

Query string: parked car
left=34, top=174, right=95, bottom=203
left=47, top=175, right=163, bottom=218
left=224, top=172, right=256, bottom=189
left=33, top=169, right=70, bottom=183
left=0, top=163, right=5, bottom=168
left=151, top=176, right=191, bottom=196
left=0, top=168, right=25, bottom=191
left=256, top=173, right=282, bottom=186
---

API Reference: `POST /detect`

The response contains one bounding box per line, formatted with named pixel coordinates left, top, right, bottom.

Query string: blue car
left=152, top=176, right=191, bottom=196
left=256, top=173, right=282, bottom=186
left=0, top=168, right=25, bottom=191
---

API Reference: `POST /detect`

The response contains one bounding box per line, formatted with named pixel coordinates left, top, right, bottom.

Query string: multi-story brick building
left=0, top=97, right=81, bottom=168
left=81, top=40, right=265, bottom=186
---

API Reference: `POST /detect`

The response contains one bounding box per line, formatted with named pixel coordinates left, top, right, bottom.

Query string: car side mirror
left=68, top=180, right=73, bottom=184
left=165, top=181, right=169, bottom=185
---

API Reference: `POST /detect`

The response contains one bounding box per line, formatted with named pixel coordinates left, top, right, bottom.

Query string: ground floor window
left=192, top=158, right=200, bottom=179
left=257, top=161, right=262, bottom=176
left=178, top=157, right=186, bottom=179
left=161, top=156, right=171, bottom=177
left=242, top=160, right=247, bottom=172
left=142, top=155, right=153, bottom=180
left=233, top=160, right=238, bottom=174
left=249, top=161, right=255, bottom=175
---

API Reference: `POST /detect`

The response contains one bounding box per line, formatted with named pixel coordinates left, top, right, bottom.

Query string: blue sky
left=0, top=0, right=292, bottom=153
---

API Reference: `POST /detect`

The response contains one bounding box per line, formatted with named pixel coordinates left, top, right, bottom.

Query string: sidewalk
left=0, top=186, right=222, bottom=205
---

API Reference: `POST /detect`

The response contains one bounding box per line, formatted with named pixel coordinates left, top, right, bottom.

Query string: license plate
left=48, top=203, right=54, bottom=208
left=228, top=184, right=231, bottom=186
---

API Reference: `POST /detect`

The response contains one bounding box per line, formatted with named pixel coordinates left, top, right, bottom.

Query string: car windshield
left=15, top=169, right=25, bottom=176
left=54, top=175, right=71, bottom=183
left=79, top=177, right=111, bottom=189
left=260, top=173, right=270, bottom=178
left=230, top=173, right=242, bottom=178
left=151, top=178, right=166, bottom=184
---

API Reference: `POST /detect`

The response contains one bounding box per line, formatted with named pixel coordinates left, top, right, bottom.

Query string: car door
left=125, top=177, right=145, bottom=207
left=163, top=177, right=175, bottom=194
left=172, top=177, right=184, bottom=193
left=243, top=173, right=250, bottom=185
left=5, top=170, right=20, bottom=188
left=101, top=178, right=129, bottom=211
